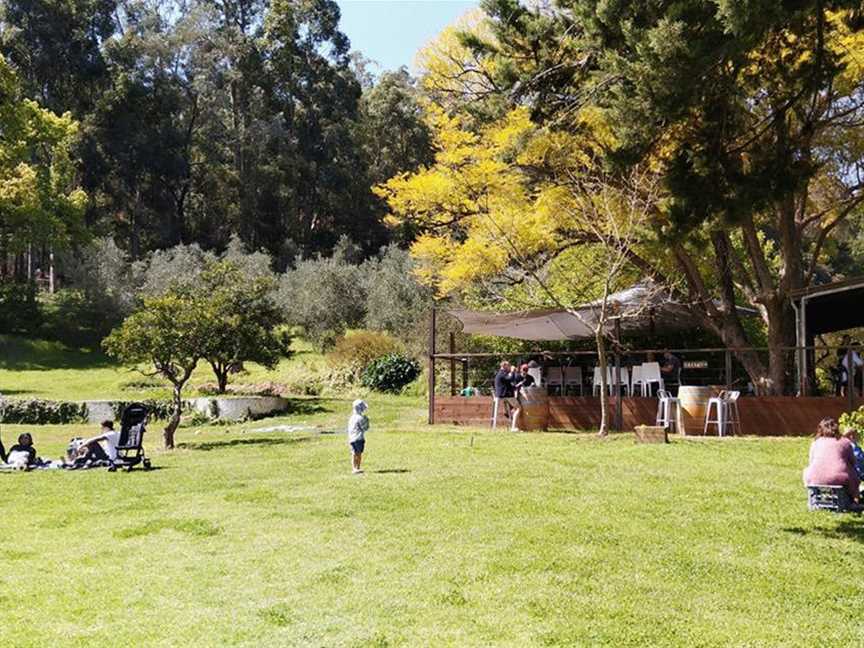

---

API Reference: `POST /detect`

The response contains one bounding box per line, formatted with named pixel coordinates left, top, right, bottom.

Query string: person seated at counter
left=803, top=418, right=859, bottom=501
left=660, top=351, right=682, bottom=383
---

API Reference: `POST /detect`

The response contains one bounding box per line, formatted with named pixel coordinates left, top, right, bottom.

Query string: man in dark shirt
left=493, top=361, right=519, bottom=430
left=661, top=351, right=682, bottom=385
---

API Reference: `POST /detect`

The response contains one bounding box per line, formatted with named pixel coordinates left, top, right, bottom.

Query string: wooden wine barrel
left=517, top=386, right=549, bottom=431
left=678, top=385, right=723, bottom=435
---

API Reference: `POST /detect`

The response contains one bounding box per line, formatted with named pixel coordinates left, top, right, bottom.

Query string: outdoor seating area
left=428, top=292, right=860, bottom=436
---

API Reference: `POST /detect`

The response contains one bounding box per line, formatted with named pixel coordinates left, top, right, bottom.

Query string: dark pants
left=82, top=442, right=109, bottom=462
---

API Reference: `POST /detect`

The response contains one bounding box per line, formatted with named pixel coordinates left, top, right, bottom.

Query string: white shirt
left=103, top=430, right=121, bottom=461
left=842, top=351, right=864, bottom=380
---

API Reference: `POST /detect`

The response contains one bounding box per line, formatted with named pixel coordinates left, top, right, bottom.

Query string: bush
left=1, top=399, right=87, bottom=424
left=361, top=245, right=433, bottom=340
left=361, top=354, right=422, bottom=393
left=134, top=243, right=217, bottom=297
left=276, top=237, right=366, bottom=348
left=326, top=330, right=404, bottom=375
left=0, top=282, right=41, bottom=334
left=39, top=289, right=123, bottom=347
left=58, top=237, right=138, bottom=317
left=840, top=406, right=864, bottom=433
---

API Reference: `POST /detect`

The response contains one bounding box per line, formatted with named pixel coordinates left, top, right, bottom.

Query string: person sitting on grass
left=75, top=420, right=121, bottom=464
left=842, top=427, right=864, bottom=481
left=6, top=433, right=38, bottom=467
left=347, top=400, right=369, bottom=475
left=803, top=418, right=860, bottom=501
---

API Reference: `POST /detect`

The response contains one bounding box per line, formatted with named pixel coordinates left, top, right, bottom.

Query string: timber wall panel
left=433, top=396, right=850, bottom=436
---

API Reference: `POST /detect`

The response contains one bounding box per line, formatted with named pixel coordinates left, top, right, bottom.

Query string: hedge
left=0, top=399, right=175, bottom=425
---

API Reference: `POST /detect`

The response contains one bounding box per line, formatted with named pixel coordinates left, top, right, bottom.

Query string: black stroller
left=109, top=403, right=153, bottom=472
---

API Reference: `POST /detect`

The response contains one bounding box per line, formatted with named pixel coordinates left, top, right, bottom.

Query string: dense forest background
left=0, top=0, right=433, bottom=264
left=3, top=0, right=864, bottom=396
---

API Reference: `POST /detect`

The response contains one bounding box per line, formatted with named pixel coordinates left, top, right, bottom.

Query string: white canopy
left=451, top=281, right=746, bottom=341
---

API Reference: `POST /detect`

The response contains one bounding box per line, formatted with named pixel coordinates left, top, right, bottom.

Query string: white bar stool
left=704, top=390, right=741, bottom=436
left=656, top=389, right=681, bottom=433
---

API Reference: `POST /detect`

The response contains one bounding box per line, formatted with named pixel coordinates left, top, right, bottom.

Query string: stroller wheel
left=143, top=459, right=152, bottom=470
left=107, top=465, right=117, bottom=473
left=125, top=465, right=134, bottom=472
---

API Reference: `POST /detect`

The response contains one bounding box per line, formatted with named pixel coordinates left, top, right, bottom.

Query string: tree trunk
left=163, top=383, right=183, bottom=449
left=211, top=361, right=229, bottom=394
left=596, top=330, right=610, bottom=437
left=763, top=297, right=797, bottom=395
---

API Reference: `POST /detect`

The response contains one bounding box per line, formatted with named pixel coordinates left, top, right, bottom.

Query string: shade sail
left=451, top=281, right=750, bottom=341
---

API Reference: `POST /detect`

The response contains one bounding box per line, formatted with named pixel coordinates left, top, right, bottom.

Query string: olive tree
left=197, top=260, right=286, bottom=393
left=103, top=293, right=206, bottom=448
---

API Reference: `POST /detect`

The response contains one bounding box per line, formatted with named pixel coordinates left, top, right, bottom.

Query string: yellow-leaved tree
left=0, top=55, right=86, bottom=269
left=377, top=105, right=666, bottom=434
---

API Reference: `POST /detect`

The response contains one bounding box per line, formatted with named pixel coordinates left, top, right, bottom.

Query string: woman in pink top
left=803, top=418, right=860, bottom=499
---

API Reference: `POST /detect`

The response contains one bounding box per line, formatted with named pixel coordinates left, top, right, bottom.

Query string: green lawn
left=0, top=334, right=330, bottom=401
left=3, top=393, right=864, bottom=646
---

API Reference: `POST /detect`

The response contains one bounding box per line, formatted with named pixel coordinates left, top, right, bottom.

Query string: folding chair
left=608, top=366, right=630, bottom=396
left=592, top=366, right=604, bottom=396
left=630, top=364, right=645, bottom=397
left=564, top=366, right=583, bottom=395
left=640, top=362, right=664, bottom=397
left=546, top=366, right=564, bottom=395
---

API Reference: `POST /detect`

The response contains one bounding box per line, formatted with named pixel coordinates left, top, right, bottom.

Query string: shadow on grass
left=177, top=435, right=318, bottom=452
left=370, top=469, right=411, bottom=474
left=0, top=336, right=114, bottom=371
left=280, top=397, right=336, bottom=417
left=784, top=517, right=864, bottom=542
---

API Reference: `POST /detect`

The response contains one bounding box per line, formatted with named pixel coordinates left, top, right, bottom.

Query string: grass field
left=4, top=394, right=864, bottom=647
left=4, top=335, right=864, bottom=646
left=0, top=334, right=330, bottom=401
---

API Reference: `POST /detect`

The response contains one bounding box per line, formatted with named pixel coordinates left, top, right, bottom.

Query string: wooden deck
left=433, top=395, right=849, bottom=437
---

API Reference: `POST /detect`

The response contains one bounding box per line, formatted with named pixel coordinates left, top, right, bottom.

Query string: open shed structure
left=792, top=276, right=864, bottom=400
left=429, top=282, right=857, bottom=436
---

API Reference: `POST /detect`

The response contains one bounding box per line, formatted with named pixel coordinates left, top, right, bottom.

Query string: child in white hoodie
left=347, top=399, right=369, bottom=474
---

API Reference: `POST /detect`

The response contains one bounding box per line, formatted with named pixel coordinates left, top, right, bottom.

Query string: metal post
left=614, top=319, right=623, bottom=431
left=449, top=332, right=456, bottom=396
left=462, top=359, right=469, bottom=392
left=801, top=297, right=809, bottom=396
left=847, top=346, right=855, bottom=415
left=725, top=350, right=732, bottom=390
left=428, top=307, right=437, bottom=425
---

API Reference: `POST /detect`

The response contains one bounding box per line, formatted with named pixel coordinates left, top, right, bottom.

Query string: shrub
left=0, top=282, right=41, bottom=334
left=840, top=406, right=864, bottom=433
left=1, top=399, right=87, bottom=424
left=361, top=354, right=421, bottom=393
left=134, top=243, right=217, bottom=297
left=326, top=331, right=404, bottom=376
left=0, top=398, right=174, bottom=424
left=361, top=245, right=433, bottom=340
left=39, top=289, right=123, bottom=347
left=276, top=237, right=366, bottom=348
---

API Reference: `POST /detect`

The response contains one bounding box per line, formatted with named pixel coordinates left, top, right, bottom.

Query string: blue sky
left=336, top=1, right=479, bottom=73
